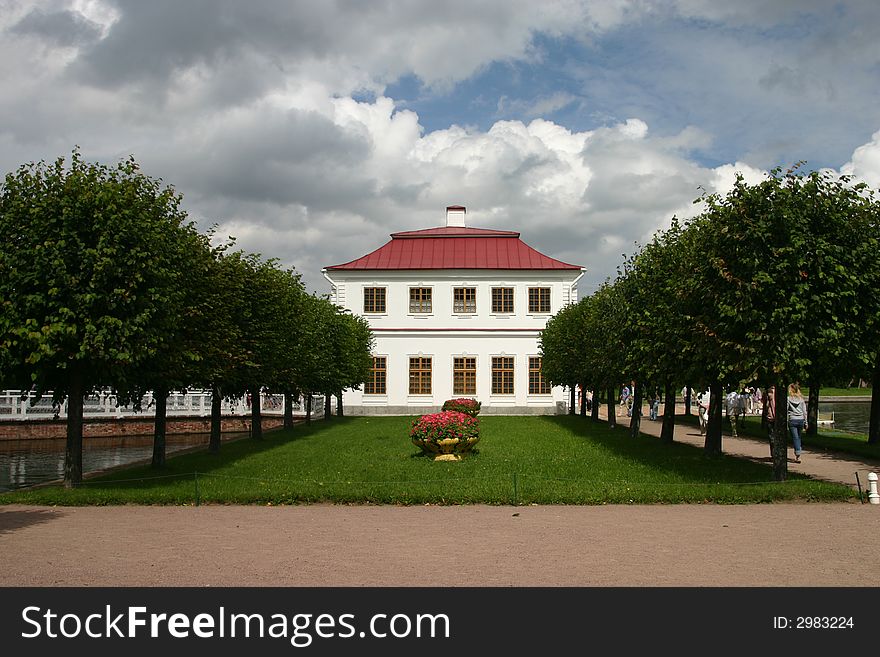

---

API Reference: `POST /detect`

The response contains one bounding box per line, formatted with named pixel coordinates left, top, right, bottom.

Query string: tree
left=0, top=150, right=194, bottom=485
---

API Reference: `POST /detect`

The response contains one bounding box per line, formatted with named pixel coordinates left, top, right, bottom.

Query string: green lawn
left=0, top=416, right=854, bottom=506
left=818, top=387, right=873, bottom=397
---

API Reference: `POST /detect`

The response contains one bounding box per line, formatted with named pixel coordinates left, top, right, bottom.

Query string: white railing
left=0, top=389, right=326, bottom=421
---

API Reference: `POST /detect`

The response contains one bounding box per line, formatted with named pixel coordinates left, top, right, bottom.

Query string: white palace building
left=323, top=206, right=585, bottom=415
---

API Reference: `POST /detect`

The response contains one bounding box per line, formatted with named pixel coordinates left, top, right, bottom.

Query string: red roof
left=326, top=226, right=582, bottom=271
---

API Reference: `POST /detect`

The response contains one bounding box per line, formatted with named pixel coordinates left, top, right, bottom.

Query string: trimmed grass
left=0, top=416, right=854, bottom=506
left=818, top=387, right=873, bottom=397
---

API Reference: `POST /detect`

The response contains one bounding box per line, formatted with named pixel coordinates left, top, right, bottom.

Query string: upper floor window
left=409, top=287, right=432, bottom=313
left=365, top=356, right=387, bottom=395
left=528, top=287, right=551, bottom=313
left=364, top=287, right=386, bottom=313
left=529, top=356, right=551, bottom=395
left=453, top=287, right=477, bottom=313
left=491, top=287, right=514, bottom=314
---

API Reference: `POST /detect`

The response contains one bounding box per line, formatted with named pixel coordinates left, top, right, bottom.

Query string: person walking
left=697, top=388, right=710, bottom=435
left=787, top=383, right=808, bottom=463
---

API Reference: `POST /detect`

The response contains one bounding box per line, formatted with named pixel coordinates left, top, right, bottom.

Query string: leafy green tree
left=0, top=150, right=194, bottom=485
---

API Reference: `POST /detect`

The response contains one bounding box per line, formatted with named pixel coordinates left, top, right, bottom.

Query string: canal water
left=818, top=401, right=871, bottom=434
left=0, top=433, right=246, bottom=492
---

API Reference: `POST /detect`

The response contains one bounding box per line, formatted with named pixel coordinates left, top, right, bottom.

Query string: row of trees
left=541, top=166, right=880, bottom=479
left=0, top=150, right=372, bottom=486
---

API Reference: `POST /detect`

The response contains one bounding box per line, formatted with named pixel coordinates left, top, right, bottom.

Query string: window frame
left=528, top=287, right=551, bottom=314
left=453, top=356, right=477, bottom=395
left=453, top=287, right=477, bottom=314
left=491, top=356, right=515, bottom=395
left=528, top=356, right=551, bottom=395
left=363, top=287, right=387, bottom=314
left=409, top=287, right=433, bottom=314
left=364, top=356, right=387, bottom=395
left=491, top=287, right=515, bottom=314
left=408, top=356, right=432, bottom=395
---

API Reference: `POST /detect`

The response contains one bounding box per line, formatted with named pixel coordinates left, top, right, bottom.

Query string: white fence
left=0, top=389, right=326, bottom=421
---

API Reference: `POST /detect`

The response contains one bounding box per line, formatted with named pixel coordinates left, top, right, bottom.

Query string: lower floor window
left=453, top=357, right=477, bottom=395
left=529, top=356, right=551, bottom=395
left=491, top=357, right=515, bottom=395
left=365, top=356, right=386, bottom=395
left=409, top=357, right=432, bottom=395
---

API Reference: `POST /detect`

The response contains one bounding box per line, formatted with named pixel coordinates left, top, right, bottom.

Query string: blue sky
left=2, top=1, right=880, bottom=295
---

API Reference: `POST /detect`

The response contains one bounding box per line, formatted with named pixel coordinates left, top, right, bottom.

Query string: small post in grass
left=194, top=472, right=201, bottom=507
left=855, top=472, right=864, bottom=504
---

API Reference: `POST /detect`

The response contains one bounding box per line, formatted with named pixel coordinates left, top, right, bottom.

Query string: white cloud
left=1, top=0, right=878, bottom=298
left=841, top=130, right=880, bottom=189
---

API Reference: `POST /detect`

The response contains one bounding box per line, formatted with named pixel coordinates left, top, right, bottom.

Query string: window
left=491, top=287, right=514, bottom=313
left=453, top=357, right=477, bottom=395
left=528, top=287, right=551, bottom=313
left=365, top=357, right=386, bottom=395
left=529, top=357, right=551, bottom=395
left=364, top=287, right=386, bottom=313
left=409, top=287, right=432, bottom=313
left=491, top=357, right=514, bottom=395
left=453, top=287, right=477, bottom=313
left=409, top=357, right=432, bottom=394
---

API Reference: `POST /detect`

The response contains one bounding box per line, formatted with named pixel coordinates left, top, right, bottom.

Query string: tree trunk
left=325, top=392, right=332, bottom=418
left=607, top=387, right=617, bottom=429
left=704, top=381, right=723, bottom=456
left=660, top=382, right=675, bottom=443
left=579, top=383, right=587, bottom=417
left=250, top=386, right=263, bottom=439
left=209, top=384, right=222, bottom=453
left=306, top=394, right=312, bottom=424
left=591, top=386, right=599, bottom=421
left=684, top=385, right=692, bottom=416
left=64, top=370, right=85, bottom=488
left=337, top=389, right=344, bottom=416
left=771, top=382, right=789, bottom=481
left=151, top=387, right=168, bottom=468
left=806, top=379, right=819, bottom=436
left=569, top=387, right=576, bottom=415
left=869, top=359, right=880, bottom=445
left=283, top=391, right=294, bottom=430
left=629, top=381, right=642, bottom=438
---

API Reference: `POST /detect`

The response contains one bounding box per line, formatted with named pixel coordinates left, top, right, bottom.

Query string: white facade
left=323, top=268, right=584, bottom=415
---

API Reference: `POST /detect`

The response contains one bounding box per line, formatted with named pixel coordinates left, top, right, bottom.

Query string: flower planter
left=410, top=410, right=480, bottom=461
left=412, top=435, right=480, bottom=461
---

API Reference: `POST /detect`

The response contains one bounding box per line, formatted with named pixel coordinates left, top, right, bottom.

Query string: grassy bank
left=0, top=416, right=853, bottom=505
left=818, top=387, right=872, bottom=397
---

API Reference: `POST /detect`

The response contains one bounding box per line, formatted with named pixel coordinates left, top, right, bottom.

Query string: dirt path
left=1, top=503, right=879, bottom=586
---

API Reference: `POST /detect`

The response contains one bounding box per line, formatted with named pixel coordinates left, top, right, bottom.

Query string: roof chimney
left=446, top=205, right=466, bottom=227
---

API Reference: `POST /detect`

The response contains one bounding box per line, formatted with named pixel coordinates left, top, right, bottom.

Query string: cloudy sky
left=3, top=0, right=880, bottom=296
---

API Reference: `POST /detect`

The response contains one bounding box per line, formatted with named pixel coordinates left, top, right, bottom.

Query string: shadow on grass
left=541, top=415, right=817, bottom=485
left=81, top=417, right=362, bottom=491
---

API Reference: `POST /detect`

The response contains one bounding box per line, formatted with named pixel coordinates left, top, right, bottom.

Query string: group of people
left=696, top=384, right=807, bottom=463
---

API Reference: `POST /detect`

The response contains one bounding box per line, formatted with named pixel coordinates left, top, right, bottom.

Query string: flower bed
left=410, top=410, right=480, bottom=459
left=440, top=398, right=482, bottom=417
